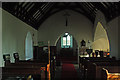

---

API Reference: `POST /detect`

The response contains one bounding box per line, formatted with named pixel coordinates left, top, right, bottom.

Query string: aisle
left=61, top=63, right=79, bottom=80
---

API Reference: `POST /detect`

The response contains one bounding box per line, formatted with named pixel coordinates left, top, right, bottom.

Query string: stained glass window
left=61, top=33, right=72, bottom=48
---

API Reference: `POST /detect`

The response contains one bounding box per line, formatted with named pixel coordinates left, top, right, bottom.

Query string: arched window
left=61, top=32, right=72, bottom=48
left=25, top=32, right=33, bottom=60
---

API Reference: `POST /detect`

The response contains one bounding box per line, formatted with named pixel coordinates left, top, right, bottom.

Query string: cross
left=63, top=11, right=70, bottom=27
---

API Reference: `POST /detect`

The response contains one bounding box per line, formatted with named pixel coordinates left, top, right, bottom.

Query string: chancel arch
left=56, top=32, right=78, bottom=56
left=25, top=32, right=33, bottom=60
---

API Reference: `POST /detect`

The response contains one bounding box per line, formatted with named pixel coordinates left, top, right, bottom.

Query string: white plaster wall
left=118, top=16, right=120, bottom=59
left=94, top=10, right=119, bottom=59
left=0, top=8, right=2, bottom=67
left=93, top=10, right=107, bottom=34
left=38, top=10, right=93, bottom=47
left=107, top=17, right=118, bottom=59
left=2, top=9, right=38, bottom=65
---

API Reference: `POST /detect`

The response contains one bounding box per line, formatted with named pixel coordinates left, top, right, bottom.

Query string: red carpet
left=61, top=63, right=79, bottom=80
left=56, top=56, right=78, bottom=63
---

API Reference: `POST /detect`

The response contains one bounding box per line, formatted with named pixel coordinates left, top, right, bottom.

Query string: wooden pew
left=3, top=54, right=48, bottom=80
left=94, top=61, right=120, bottom=80
left=79, top=56, right=115, bottom=72
left=79, top=57, right=116, bottom=69
left=102, top=68, right=120, bottom=80
left=50, top=57, right=56, bottom=79
left=79, top=56, right=118, bottom=80
left=13, top=53, right=56, bottom=80
left=85, top=60, right=120, bottom=80
left=6, top=63, right=47, bottom=79
left=2, top=67, right=41, bottom=80
left=13, top=48, right=56, bottom=80
left=79, top=57, right=115, bottom=69
left=2, top=61, right=48, bottom=79
left=6, top=45, right=56, bottom=80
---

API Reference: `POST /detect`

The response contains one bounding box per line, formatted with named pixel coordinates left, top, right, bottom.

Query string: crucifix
left=63, top=11, right=70, bottom=27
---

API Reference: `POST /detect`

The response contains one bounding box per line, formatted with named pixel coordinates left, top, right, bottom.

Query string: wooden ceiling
left=2, top=2, right=119, bottom=30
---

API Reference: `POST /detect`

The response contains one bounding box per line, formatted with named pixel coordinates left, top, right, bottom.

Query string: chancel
left=0, top=1, right=120, bottom=80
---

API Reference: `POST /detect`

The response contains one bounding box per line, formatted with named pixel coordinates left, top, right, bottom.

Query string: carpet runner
left=61, top=63, right=79, bottom=80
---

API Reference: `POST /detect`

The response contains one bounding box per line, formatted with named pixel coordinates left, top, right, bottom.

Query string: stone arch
left=55, top=32, right=78, bottom=56
left=92, top=22, right=110, bottom=52
left=54, top=32, right=78, bottom=47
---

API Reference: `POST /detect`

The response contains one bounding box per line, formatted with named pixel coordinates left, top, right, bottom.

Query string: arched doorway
left=92, top=22, right=110, bottom=53
left=25, top=32, right=33, bottom=60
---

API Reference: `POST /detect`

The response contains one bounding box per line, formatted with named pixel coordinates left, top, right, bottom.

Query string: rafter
left=25, top=2, right=45, bottom=21
left=2, top=2, right=119, bottom=30
left=83, top=3, right=96, bottom=18
left=21, top=2, right=33, bottom=18
left=36, top=2, right=58, bottom=28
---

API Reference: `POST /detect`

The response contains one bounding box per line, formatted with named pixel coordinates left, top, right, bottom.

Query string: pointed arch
left=55, top=32, right=78, bottom=57
left=92, top=22, right=110, bottom=52
left=55, top=32, right=78, bottom=47
left=25, top=32, right=33, bottom=60
left=61, top=32, right=73, bottom=48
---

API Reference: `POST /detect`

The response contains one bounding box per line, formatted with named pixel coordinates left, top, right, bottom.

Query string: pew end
left=102, top=68, right=120, bottom=80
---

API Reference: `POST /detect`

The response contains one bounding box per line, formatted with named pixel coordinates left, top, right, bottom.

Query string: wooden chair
left=3, top=54, right=10, bottom=66
left=13, top=53, right=19, bottom=62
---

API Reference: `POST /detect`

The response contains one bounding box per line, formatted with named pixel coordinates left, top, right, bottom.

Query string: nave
left=1, top=1, right=120, bottom=80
